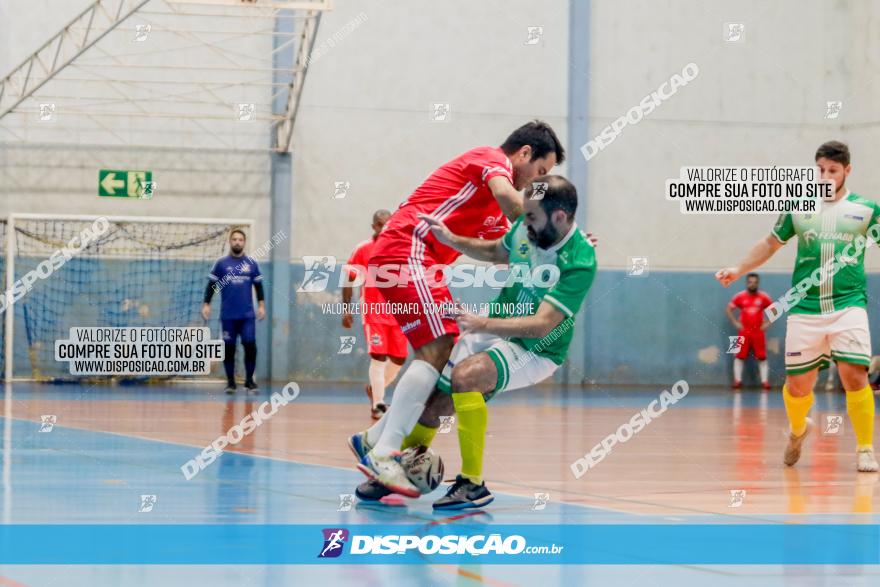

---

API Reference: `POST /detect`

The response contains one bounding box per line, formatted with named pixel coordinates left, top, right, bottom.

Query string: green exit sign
left=98, top=170, right=155, bottom=198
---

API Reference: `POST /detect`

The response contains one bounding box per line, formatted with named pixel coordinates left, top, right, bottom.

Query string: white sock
left=372, top=360, right=439, bottom=456
left=385, top=360, right=403, bottom=388
left=758, top=360, right=768, bottom=383
left=368, top=359, right=386, bottom=407
left=734, top=359, right=744, bottom=382
left=365, top=413, right=386, bottom=447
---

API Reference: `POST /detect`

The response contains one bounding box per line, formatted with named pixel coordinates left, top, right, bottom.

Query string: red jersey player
left=726, top=272, right=773, bottom=390
left=342, top=210, right=408, bottom=420
left=350, top=121, right=566, bottom=496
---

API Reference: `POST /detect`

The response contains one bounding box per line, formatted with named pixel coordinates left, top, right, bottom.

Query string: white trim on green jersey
left=495, top=216, right=597, bottom=364
left=771, top=190, right=880, bottom=315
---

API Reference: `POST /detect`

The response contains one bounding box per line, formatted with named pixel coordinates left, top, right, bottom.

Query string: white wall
left=0, top=0, right=94, bottom=73
left=293, top=0, right=569, bottom=259
left=0, top=0, right=272, bottom=242
left=3, top=0, right=880, bottom=272
left=586, top=0, right=880, bottom=272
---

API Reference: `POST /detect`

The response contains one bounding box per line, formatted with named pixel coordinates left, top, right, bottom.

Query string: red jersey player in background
left=348, top=120, right=566, bottom=496
left=342, top=210, right=408, bottom=420
left=726, top=272, right=773, bottom=390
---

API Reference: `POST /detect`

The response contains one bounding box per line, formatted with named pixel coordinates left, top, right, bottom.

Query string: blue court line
left=2, top=417, right=630, bottom=525
left=4, top=417, right=880, bottom=568
left=7, top=414, right=878, bottom=527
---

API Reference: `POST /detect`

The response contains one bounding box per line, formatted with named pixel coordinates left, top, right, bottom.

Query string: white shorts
left=784, top=306, right=872, bottom=374
left=436, top=331, right=559, bottom=398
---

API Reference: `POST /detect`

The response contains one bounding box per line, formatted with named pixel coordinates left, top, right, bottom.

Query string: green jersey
left=771, top=191, right=880, bottom=315
left=492, top=216, right=597, bottom=364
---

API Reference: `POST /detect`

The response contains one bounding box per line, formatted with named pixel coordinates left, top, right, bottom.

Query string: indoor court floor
left=0, top=381, right=877, bottom=586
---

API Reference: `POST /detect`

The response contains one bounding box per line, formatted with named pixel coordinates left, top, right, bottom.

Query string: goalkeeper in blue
left=202, top=229, right=266, bottom=394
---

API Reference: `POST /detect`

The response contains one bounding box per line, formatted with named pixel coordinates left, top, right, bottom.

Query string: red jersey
left=371, top=146, right=514, bottom=265
left=728, top=290, right=773, bottom=330
left=347, top=237, right=397, bottom=325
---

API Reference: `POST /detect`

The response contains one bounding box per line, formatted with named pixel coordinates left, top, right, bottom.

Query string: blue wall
left=288, top=264, right=880, bottom=387
left=12, top=258, right=880, bottom=387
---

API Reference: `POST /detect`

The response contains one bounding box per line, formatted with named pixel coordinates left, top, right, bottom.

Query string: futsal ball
left=401, top=446, right=444, bottom=494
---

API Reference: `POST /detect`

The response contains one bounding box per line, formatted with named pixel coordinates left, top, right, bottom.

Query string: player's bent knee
left=450, top=355, right=495, bottom=394
left=837, top=362, right=868, bottom=390
left=785, top=372, right=817, bottom=396
left=414, top=335, right=455, bottom=371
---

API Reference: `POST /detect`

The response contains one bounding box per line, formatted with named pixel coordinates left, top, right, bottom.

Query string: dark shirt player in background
left=202, top=229, right=266, bottom=394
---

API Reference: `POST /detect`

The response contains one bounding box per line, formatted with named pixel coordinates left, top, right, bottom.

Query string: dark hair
left=229, top=228, right=247, bottom=240
left=815, top=141, right=850, bottom=166
left=746, top=273, right=759, bottom=281
left=501, top=120, right=565, bottom=164
left=528, top=175, right=577, bottom=220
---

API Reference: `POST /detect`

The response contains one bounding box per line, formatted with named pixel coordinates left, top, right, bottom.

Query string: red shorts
left=736, top=329, right=766, bottom=360
left=364, top=320, right=408, bottom=359
left=369, top=260, right=459, bottom=350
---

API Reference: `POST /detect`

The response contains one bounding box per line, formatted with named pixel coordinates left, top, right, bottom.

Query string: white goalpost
left=3, top=213, right=254, bottom=382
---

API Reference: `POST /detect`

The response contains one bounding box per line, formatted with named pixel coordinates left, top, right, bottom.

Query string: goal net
left=3, top=214, right=253, bottom=382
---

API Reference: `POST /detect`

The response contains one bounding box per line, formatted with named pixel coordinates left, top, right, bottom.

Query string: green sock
left=401, top=422, right=439, bottom=450
left=452, top=391, right=488, bottom=485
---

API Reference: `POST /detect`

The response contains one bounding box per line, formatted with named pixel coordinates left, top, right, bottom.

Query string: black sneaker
left=355, top=479, right=392, bottom=501
left=371, top=402, right=387, bottom=420
left=245, top=380, right=259, bottom=394
left=224, top=383, right=236, bottom=394
left=432, top=474, right=494, bottom=510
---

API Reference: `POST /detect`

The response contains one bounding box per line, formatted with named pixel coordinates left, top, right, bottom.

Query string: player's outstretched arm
left=715, top=235, right=783, bottom=287
left=487, top=176, right=524, bottom=221
left=458, top=301, right=565, bottom=340
left=418, top=213, right=508, bottom=263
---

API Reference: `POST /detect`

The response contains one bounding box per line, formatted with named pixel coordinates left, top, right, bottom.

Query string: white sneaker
left=857, top=447, right=879, bottom=473
left=784, top=417, right=813, bottom=467
left=356, top=451, right=420, bottom=498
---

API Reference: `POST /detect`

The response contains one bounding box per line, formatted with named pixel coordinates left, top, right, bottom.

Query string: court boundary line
left=6, top=414, right=640, bottom=517
left=8, top=414, right=878, bottom=524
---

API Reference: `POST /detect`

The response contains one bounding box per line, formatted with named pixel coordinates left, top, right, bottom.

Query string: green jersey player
left=349, top=175, right=597, bottom=509
left=716, top=141, right=878, bottom=472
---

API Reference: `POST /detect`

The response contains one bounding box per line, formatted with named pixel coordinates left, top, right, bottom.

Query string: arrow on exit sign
left=98, top=170, right=154, bottom=198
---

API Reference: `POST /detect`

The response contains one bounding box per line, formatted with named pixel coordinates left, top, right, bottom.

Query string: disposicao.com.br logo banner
left=316, top=527, right=563, bottom=560
left=0, top=524, right=878, bottom=565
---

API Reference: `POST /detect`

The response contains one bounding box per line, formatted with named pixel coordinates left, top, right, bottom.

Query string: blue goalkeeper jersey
left=208, top=255, right=263, bottom=319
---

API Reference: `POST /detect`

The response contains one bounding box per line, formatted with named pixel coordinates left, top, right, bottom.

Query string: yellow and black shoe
left=432, top=475, right=494, bottom=511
